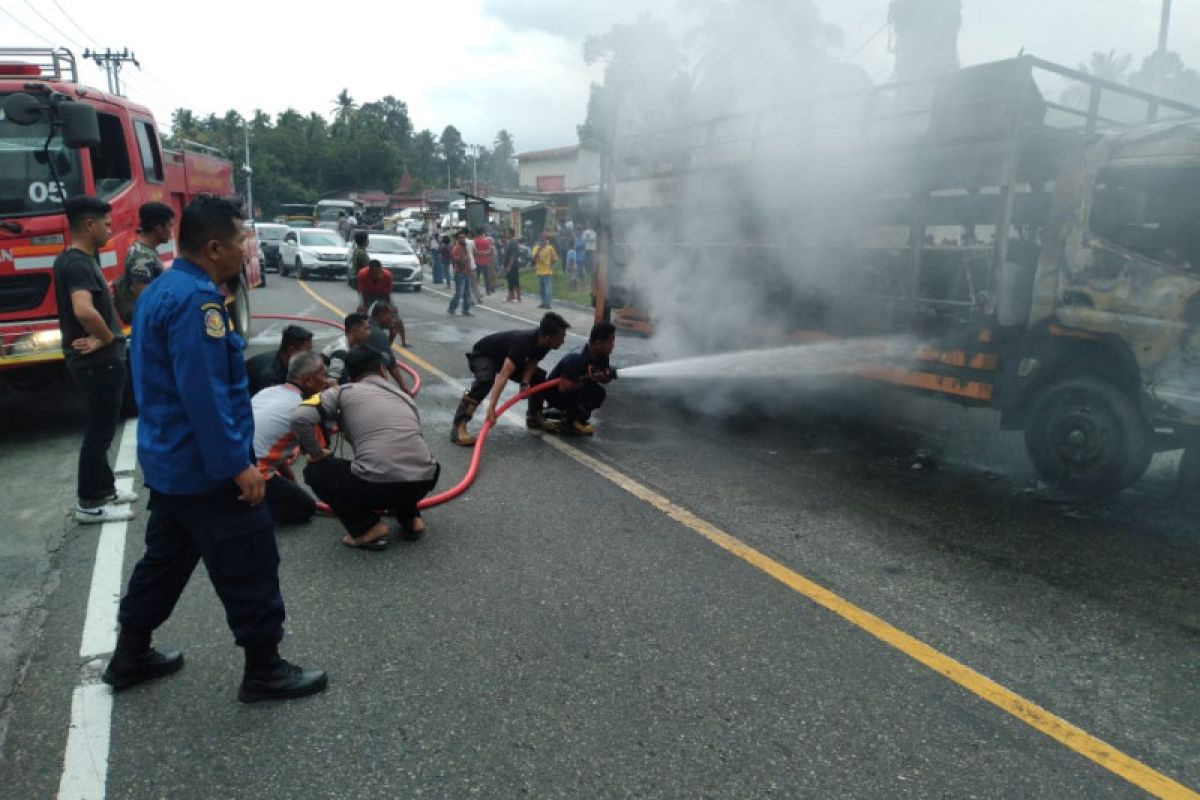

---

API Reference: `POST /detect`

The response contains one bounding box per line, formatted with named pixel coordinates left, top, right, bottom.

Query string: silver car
left=346, top=234, right=423, bottom=290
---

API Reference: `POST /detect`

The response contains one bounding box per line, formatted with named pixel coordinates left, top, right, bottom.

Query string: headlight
left=9, top=329, right=62, bottom=356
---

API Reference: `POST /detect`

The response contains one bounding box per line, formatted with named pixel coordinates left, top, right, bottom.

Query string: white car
left=346, top=234, right=423, bottom=291
left=279, top=228, right=349, bottom=280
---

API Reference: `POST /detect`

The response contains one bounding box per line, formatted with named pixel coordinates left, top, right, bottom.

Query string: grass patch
left=518, top=269, right=594, bottom=307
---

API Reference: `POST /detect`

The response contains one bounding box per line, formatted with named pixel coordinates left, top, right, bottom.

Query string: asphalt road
left=0, top=270, right=1197, bottom=799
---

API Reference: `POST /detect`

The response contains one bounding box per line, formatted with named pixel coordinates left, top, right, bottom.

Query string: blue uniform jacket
left=131, top=258, right=254, bottom=495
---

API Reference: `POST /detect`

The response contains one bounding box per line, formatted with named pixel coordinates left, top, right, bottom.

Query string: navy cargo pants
left=117, top=487, right=285, bottom=648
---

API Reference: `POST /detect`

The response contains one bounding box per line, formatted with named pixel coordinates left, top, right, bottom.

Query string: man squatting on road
left=250, top=350, right=329, bottom=526
left=291, top=346, right=440, bottom=551
left=543, top=321, right=618, bottom=436
left=101, top=196, right=327, bottom=703
left=451, top=312, right=571, bottom=446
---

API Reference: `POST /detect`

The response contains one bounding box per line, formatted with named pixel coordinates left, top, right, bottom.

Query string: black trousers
left=304, top=457, right=439, bottom=537
left=117, top=488, right=285, bottom=648
left=545, top=382, right=607, bottom=423
left=465, top=354, right=546, bottom=415
left=265, top=474, right=317, bottom=525
left=67, top=359, right=126, bottom=504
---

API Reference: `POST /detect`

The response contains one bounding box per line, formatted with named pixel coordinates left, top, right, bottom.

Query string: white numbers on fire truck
left=28, top=181, right=65, bottom=204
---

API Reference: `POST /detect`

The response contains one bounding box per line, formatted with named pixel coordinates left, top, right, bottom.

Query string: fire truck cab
left=0, top=47, right=260, bottom=389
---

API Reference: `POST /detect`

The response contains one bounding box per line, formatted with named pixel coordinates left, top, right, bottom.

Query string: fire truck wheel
left=1024, top=377, right=1151, bottom=496
left=230, top=274, right=251, bottom=337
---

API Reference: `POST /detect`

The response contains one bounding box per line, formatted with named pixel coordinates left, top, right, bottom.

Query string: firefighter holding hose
left=543, top=321, right=618, bottom=436
left=451, top=312, right=571, bottom=446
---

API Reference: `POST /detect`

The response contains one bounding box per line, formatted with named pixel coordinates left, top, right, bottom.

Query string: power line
left=48, top=0, right=101, bottom=49
left=43, top=0, right=194, bottom=109
left=844, top=19, right=891, bottom=62
left=21, top=0, right=87, bottom=51
left=0, top=5, right=56, bottom=46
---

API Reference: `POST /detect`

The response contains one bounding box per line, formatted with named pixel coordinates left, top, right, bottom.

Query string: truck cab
left=603, top=55, right=1200, bottom=494
left=0, top=47, right=259, bottom=384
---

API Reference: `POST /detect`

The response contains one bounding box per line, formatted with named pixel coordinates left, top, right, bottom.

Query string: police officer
left=102, top=196, right=327, bottom=703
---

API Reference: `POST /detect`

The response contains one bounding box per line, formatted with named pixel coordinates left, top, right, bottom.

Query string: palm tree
left=331, top=89, right=356, bottom=134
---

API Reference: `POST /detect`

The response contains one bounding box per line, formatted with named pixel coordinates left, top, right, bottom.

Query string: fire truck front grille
left=0, top=274, right=51, bottom=313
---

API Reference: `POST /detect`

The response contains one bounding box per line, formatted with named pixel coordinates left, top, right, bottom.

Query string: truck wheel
left=1024, top=377, right=1151, bottom=496
left=229, top=274, right=251, bottom=337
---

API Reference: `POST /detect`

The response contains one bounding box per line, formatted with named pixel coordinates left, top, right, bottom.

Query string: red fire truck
left=0, top=47, right=260, bottom=391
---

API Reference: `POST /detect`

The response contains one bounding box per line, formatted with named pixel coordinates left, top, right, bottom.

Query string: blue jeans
left=538, top=275, right=553, bottom=307
left=430, top=252, right=444, bottom=285
left=448, top=272, right=472, bottom=314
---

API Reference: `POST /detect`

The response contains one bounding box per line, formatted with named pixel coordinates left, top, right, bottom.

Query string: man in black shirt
left=54, top=195, right=135, bottom=524
left=451, top=312, right=570, bottom=446
left=545, top=321, right=617, bottom=436
left=245, top=324, right=312, bottom=396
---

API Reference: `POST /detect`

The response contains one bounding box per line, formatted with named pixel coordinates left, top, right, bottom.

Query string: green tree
left=488, top=129, right=519, bottom=190
left=440, top=125, right=466, bottom=186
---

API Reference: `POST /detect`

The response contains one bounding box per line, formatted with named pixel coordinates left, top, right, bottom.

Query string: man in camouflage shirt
left=114, top=202, right=175, bottom=322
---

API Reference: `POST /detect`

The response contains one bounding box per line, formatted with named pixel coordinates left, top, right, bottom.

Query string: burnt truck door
left=1055, top=127, right=1200, bottom=430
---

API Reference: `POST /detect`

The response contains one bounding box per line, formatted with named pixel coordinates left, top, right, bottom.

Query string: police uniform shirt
left=471, top=329, right=549, bottom=373
left=131, top=258, right=255, bottom=495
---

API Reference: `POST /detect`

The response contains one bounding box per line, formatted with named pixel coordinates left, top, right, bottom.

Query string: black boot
left=451, top=394, right=479, bottom=446
left=101, top=628, right=184, bottom=692
left=238, top=644, right=328, bottom=703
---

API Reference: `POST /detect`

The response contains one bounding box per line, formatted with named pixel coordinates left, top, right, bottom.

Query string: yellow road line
left=295, top=278, right=1197, bottom=799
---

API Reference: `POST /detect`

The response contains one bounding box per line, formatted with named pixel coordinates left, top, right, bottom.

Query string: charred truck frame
left=603, top=55, right=1200, bottom=495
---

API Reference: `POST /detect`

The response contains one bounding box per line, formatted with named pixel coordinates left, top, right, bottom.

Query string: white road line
left=57, top=681, right=112, bottom=800
left=113, top=423, right=137, bottom=475
left=422, top=286, right=586, bottom=339
left=60, top=419, right=138, bottom=800
left=78, top=474, right=134, bottom=660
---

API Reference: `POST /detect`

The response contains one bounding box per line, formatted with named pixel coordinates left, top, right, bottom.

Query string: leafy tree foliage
left=163, top=95, right=519, bottom=216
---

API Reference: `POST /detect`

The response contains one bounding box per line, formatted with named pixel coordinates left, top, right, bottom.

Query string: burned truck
left=603, top=56, right=1200, bottom=495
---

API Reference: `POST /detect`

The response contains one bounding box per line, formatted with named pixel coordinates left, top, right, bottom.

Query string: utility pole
left=82, top=48, right=139, bottom=96
left=1158, top=0, right=1172, bottom=55
left=465, top=144, right=482, bottom=197
left=242, top=125, right=254, bottom=223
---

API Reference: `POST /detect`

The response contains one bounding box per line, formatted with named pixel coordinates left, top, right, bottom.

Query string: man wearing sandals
left=291, top=346, right=439, bottom=550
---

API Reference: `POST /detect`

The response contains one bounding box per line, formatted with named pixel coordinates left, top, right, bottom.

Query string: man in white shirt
left=251, top=351, right=328, bottom=524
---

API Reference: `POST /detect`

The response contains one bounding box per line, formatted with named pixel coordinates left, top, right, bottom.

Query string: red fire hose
left=251, top=313, right=421, bottom=396
left=251, top=313, right=562, bottom=511
left=418, top=378, right=561, bottom=509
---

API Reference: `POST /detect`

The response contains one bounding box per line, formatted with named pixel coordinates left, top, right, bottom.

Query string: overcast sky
left=3, top=1, right=1195, bottom=153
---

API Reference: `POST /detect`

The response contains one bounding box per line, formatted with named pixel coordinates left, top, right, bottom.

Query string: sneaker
left=526, top=415, right=560, bottom=433
left=569, top=420, right=595, bottom=436
left=106, top=488, right=138, bottom=505
left=74, top=503, right=135, bottom=524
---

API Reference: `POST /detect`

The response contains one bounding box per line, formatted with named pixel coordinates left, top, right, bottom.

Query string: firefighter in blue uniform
left=101, top=196, right=327, bottom=703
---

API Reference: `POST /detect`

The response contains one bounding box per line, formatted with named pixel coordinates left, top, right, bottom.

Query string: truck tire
left=229, top=273, right=251, bottom=337
left=1023, top=377, right=1151, bottom=496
